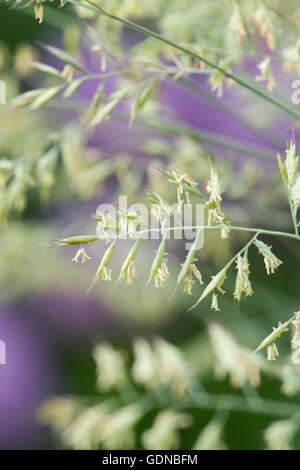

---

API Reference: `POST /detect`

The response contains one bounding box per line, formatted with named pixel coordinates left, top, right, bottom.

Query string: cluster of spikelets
left=54, top=137, right=300, bottom=362
left=3, top=0, right=300, bottom=225
left=56, top=160, right=284, bottom=318
left=277, top=141, right=300, bottom=221
left=207, top=2, right=280, bottom=94
left=7, top=0, right=300, bottom=107
left=6, top=1, right=300, bottom=361
left=38, top=325, right=300, bottom=450
left=254, top=313, right=299, bottom=362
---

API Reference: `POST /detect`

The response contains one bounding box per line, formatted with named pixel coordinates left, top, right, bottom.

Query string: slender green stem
left=174, top=393, right=300, bottom=418
left=218, top=233, right=259, bottom=274
left=23, top=1, right=280, bottom=155
left=85, top=70, right=130, bottom=79
left=100, top=224, right=300, bottom=242
left=177, top=77, right=283, bottom=149
left=231, top=225, right=299, bottom=240
left=86, top=0, right=300, bottom=120
left=84, top=391, right=300, bottom=418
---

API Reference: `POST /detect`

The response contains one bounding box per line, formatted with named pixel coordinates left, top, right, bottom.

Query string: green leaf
left=170, top=230, right=202, bottom=298
left=55, top=235, right=99, bottom=246
left=30, top=86, right=63, bottom=110
left=189, top=266, right=227, bottom=310
left=147, top=238, right=165, bottom=286
left=129, top=79, right=157, bottom=128
left=117, top=239, right=140, bottom=282
left=277, top=153, right=288, bottom=188
left=91, top=98, right=120, bottom=125
left=32, top=62, right=65, bottom=80
left=107, top=88, right=130, bottom=102
left=38, top=42, right=87, bottom=73
left=255, top=316, right=295, bottom=353
left=174, top=244, right=195, bottom=290
left=89, top=82, right=105, bottom=117
left=137, top=77, right=157, bottom=109
left=6, top=89, right=44, bottom=110
left=95, top=240, right=116, bottom=279
left=63, top=77, right=87, bottom=98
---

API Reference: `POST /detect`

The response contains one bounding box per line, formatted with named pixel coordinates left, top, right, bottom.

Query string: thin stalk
left=84, top=391, right=300, bottom=419
left=174, top=393, right=300, bottom=418
left=86, top=1, right=300, bottom=120
left=231, top=225, right=299, bottom=240
left=176, top=77, right=283, bottom=149
left=99, top=225, right=300, bottom=242
left=187, top=232, right=259, bottom=310
left=215, top=233, right=259, bottom=274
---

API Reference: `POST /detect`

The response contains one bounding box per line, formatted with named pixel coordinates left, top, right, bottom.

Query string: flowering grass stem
left=98, top=225, right=300, bottom=243
left=176, top=393, right=300, bottom=418
left=86, top=1, right=300, bottom=120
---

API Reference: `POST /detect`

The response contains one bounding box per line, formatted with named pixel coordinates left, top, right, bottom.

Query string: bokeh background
left=1, top=1, right=300, bottom=450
